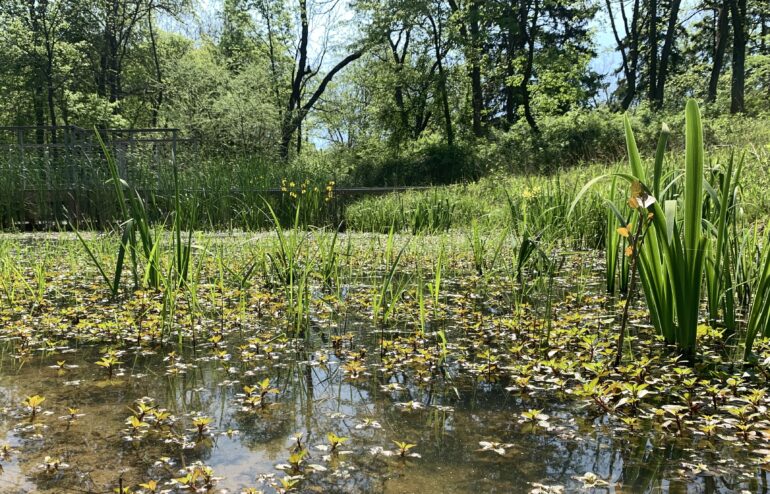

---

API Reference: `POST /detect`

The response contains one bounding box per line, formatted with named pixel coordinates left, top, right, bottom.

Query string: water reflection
left=0, top=335, right=767, bottom=494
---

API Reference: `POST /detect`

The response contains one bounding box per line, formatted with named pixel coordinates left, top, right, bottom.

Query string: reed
left=743, top=234, right=770, bottom=358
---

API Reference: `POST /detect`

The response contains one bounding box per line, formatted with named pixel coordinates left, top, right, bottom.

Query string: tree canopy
left=1, top=0, right=768, bottom=164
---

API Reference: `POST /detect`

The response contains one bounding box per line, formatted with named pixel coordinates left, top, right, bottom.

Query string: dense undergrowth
left=345, top=144, right=769, bottom=238
left=1, top=106, right=769, bottom=231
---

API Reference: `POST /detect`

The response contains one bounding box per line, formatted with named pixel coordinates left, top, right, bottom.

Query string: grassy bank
left=1, top=110, right=768, bottom=232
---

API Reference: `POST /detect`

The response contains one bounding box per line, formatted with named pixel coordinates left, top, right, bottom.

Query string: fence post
left=16, top=128, right=24, bottom=162
left=171, top=129, right=178, bottom=166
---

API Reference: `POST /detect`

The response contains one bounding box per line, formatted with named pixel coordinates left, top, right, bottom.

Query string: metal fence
left=0, top=126, right=434, bottom=230
left=0, top=125, right=199, bottom=228
left=0, top=125, right=197, bottom=186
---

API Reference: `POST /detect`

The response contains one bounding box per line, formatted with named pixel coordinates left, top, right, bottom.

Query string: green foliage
left=623, top=100, right=706, bottom=357
left=480, top=108, right=663, bottom=174
left=744, top=235, right=770, bottom=357
left=163, top=40, right=280, bottom=155
left=569, top=100, right=770, bottom=359
left=345, top=171, right=607, bottom=247
left=351, top=138, right=480, bottom=186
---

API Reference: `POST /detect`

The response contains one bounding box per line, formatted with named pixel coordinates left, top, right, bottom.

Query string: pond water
left=0, top=236, right=769, bottom=493
left=1, top=342, right=760, bottom=494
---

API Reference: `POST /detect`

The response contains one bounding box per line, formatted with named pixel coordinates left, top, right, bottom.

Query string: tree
left=447, top=0, right=484, bottom=137
left=277, top=0, right=367, bottom=159
left=730, top=0, right=747, bottom=113
left=707, top=0, right=730, bottom=103
left=220, top=0, right=257, bottom=71
left=649, top=0, right=683, bottom=107
left=0, top=1, right=70, bottom=141
left=426, top=3, right=454, bottom=144
left=348, top=0, right=451, bottom=146
left=163, top=39, right=279, bottom=153
left=479, top=0, right=596, bottom=129
left=606, top=0, right=642, bottom=109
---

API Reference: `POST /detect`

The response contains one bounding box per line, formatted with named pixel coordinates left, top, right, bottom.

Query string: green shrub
left=349, top=137, right=480, bottom=187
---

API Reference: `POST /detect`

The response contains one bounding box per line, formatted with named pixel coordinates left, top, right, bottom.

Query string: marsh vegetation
left=0, top=102, right=767, bottom=493
left=1, top=0, right=770, bottom=490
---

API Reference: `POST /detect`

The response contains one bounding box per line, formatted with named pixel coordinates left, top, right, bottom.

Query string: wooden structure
left=0, top=125, right=437, bottom=230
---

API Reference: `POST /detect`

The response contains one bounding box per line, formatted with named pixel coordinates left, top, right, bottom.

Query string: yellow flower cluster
left=522, top=185, right=541, bottom=200
left=279, top=179, right=336, bottom=202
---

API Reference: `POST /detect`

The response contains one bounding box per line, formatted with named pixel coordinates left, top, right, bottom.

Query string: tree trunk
left=436, top=56, right=454, bottom=146
left=33, top=87, right=45, bottom=145
left=279, top=49, right=365, bottom=159
left=280, top=0, right=310, bottom=159
left=707, top=0, right=729, bottom=103
left=606, top=0, right=641, bottom=110
left=296, top=117, right=302, bottom=156
left=105, top=1, right=119, bottom=104
left=653, top=0, right=682, bottom=108
left=26, top=0, right=45, bottom=144
left=729, top=0, right=746, bottom=113
left=469, top=0, right=484, bottom=137
left=388, top=30, right=411, bottom=138
left=260, top=4, right=283, bottom=123
left=504, top=4, right=517, bottom=127
left=98, top=52, right=107, bottom=98
left=148, top=7, right=163, bottom=127
left=46, top=62, right=57, bottom=143
left=427, top=14, right=453, bottom=146
left=648, top=0, right=658, bottom=103
left=519, top=0, right=539, bottom=131
left=280, top=117, right=295, bottom=159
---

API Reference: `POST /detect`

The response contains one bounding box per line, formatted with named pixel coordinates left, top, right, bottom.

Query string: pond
left=0, top=234, right=769, bottom=494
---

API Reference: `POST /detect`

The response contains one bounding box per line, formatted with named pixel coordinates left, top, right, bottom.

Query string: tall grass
left=71, top=132, right=205, bottom=297
left=601, top=100, right=770, bottom=359
left=743, top=234, right=770, bottom=357
left=604, top=177, right=625, bottom=294
left=264, top=202, right=315, bottom=337
left=371, top=226, right=410, bottom=327
left=703, top=153, right=742, bottom=337
left=71, top=133, right=160, bottom=295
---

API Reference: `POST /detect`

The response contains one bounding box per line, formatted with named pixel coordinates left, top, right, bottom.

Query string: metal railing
left=0, top=126, right=440, bottom=229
